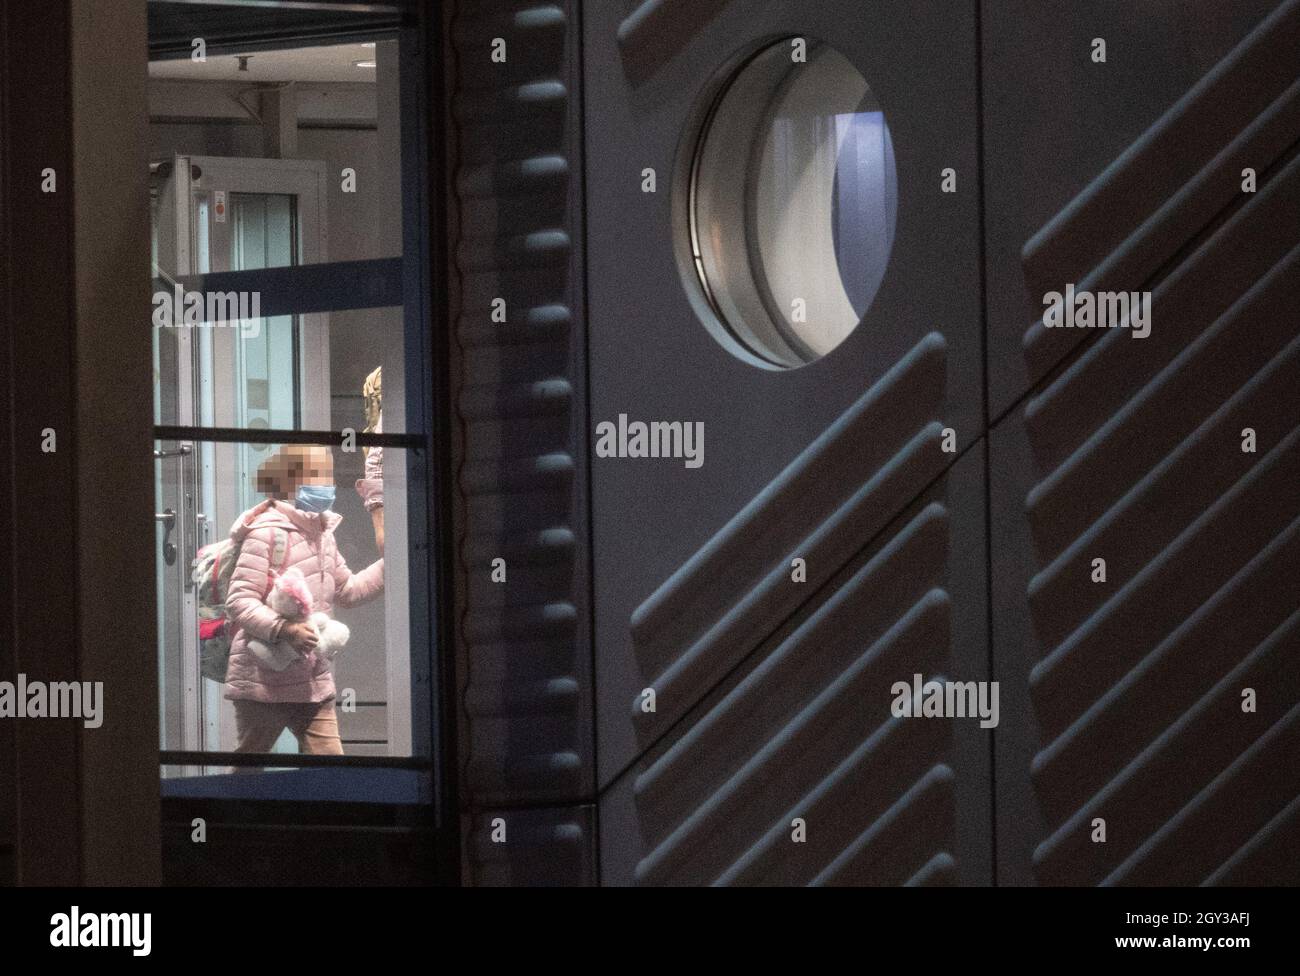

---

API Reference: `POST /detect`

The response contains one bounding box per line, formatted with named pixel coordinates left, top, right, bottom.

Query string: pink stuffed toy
left=246, top=566, right=350, bottom=672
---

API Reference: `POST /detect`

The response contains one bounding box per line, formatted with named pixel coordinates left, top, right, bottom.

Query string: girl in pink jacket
left=224, top=444, right=384, bottom=755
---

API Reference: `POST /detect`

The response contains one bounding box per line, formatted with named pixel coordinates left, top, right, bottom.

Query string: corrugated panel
left=980, top=0, right=1285, bottom=419
left=1019, top=0, right=1300, bottom=379
left=996, top=0, right=1300, bottom=885
left=582, top=0, right=987, bottom=885
left=464, top=806, right=595, bottom=887
left=600, top=340, right=992, bottom=885
left=614, top=0, right=730, bottom=84
left=448, top=0, right=593, bottom=859
left=628, top=334, right=950, bottom=747
left=632, top=519, right=955, bottom=886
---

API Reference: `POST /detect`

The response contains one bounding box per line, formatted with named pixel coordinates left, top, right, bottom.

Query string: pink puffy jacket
left=224, top=500, right=384, bottom=703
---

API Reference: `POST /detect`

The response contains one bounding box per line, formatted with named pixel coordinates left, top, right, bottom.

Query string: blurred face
left=260, top=445, right=334, bottom=498
left=292, top=446, right=334, bottom=490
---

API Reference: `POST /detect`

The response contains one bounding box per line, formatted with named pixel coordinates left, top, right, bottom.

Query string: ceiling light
left=354, top=59, right=376, bottom=69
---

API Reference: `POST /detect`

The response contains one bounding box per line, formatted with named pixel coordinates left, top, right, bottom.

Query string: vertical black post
left=402, top=1, right=461, bottom=883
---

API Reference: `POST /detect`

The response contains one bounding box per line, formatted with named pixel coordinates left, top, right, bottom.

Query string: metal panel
left=585, top=0, right=983, bottom=786
left=448, top=0, right=594, bottom=831
left=584, top=0, right=986, bottom=883
left=163, top=796, right=438, bottom=886
left=448, top=0, right=1300, bottom=887
left=464, top=806, right=596, bottom=887
left=990, top=0, right=1300, bottom=885
left=981, top=0, right=1285, bottom=417
left=601, top=445, right=991, bottom=885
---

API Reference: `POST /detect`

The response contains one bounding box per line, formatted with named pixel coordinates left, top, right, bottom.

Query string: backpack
left=192, top=507, right=289, bottom=682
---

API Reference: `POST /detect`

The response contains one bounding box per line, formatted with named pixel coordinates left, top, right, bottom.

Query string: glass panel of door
left=153, top=155, right=327, bottom=767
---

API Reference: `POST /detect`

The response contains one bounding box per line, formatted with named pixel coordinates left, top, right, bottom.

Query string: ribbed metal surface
left=465, top=806, right=595, bottom=887
left=579, top=0, right=988, bottom=885
left=632, top=522, right=957, bottom=886
left=629, top=334, right=951, bottom=749
left=599, top=336, right=989, bottom=886
left=449, top=0, right=592, bottom=838
left=439, top=0, right=1299, bottom=887
left=1020, top=0, right=1300, bottom=378
left=1008, top=0, right=1300, bottom=885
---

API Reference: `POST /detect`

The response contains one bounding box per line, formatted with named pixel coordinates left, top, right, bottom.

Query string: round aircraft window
left=686, top=39, right=898, bottom=368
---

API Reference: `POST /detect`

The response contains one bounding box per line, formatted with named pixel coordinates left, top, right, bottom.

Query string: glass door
left=153, top=154, right=329, bottom=765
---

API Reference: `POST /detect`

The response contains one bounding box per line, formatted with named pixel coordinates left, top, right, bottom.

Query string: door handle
left=182, top=447, right=199, bottom=592
left=156, top=509, right=177, bottom=565
left=153, top=445, right=192, bottom=460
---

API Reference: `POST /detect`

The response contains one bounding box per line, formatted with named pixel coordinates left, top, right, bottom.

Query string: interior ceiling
left=148, top=0, right=403, bottom=63
left=149, top=41, right=381, bottom=83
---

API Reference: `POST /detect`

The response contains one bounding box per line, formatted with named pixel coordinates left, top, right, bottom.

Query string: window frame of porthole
left=676, top=34, right=899, bottom=371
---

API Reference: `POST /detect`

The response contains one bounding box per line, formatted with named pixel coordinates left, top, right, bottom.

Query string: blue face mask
left=295, top=484, right=336, bottom=514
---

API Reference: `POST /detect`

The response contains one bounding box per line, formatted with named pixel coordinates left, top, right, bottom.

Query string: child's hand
left=283, top=621, right=319, bottom=655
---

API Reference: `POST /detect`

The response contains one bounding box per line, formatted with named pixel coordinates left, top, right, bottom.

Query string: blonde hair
left=362, top=365, right=382, bottom=459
